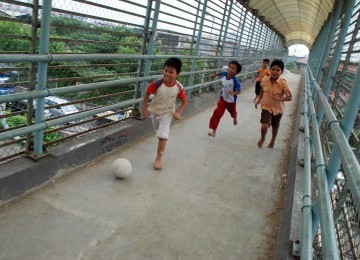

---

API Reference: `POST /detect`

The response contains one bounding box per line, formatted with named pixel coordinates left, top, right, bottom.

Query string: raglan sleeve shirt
left=146, top=80, right=187, bottom=100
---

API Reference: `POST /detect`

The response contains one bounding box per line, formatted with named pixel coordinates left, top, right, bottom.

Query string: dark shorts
left=255, top=81, right=262, bottom=95
left=260, top=109, right=283, bottom=128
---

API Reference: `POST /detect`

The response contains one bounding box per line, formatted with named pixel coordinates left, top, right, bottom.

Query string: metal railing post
left=245, top=13, right=255, bottom=59
left=26, top=0, right=39, bottom=154
left=316, top=0, right=342, bottom=83
left=133, top=0, right=153, bottom=100
left=254, top=20, right=263, bottom=57
left=316, top=0, right=356, bottom=125
left=234, top=7, right=248, bottom=58
left=141, top=0, right=161, bottom=98
left=33, top=0, right=52, bottom=156
left=188, top=0, right=208, bottom=99
left=261, top=25, right=269, bottom=57
left=213, top=0, right=233, bottom=90
left=234, top=8, right=248, bottom=57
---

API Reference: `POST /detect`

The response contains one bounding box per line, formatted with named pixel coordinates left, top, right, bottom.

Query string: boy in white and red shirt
left=208, top=60, right=242, bottom=137
left=142, top=57, right=187, bottom=170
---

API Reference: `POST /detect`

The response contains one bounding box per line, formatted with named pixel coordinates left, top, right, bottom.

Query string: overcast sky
left=288, top=44, right=309, bottom=57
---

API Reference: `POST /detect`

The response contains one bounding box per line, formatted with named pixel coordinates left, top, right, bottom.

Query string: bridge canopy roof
left=240, top=0, right=335, bottom=49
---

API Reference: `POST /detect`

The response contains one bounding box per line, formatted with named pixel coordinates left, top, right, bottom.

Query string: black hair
left=164, top=57, right=182, bottom=74
left=270, top=59, right=284, bottom=71
left=228, top=60, right=242, bottom=73
left=263, top=59, right=270, bottom=63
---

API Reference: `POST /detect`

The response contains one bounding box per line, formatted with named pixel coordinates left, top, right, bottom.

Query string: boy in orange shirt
left=252, top=59, right=270, bottom=103
left=255, top=59, right=292, bottom=148
left=143, top=57, right=187, bottom=170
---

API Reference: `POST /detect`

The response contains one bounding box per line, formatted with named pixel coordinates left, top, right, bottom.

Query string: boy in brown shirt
left=254, top=59, right=292, bottom=148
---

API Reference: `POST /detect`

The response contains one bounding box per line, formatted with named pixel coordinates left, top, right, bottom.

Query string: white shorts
left=151, top=113, right=173, bottom=139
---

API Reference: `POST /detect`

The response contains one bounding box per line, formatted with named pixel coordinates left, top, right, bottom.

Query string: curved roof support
left=237, top=0, right=335, bottom=48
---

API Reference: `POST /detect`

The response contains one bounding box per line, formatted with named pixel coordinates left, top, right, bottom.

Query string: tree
left=0, top=21, right=30, bottom=52
left=285, top=61, right=299, bottom=74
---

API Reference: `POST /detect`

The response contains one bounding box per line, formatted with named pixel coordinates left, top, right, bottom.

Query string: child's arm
left=231, top=90, right=241, bottom=95
left=173, top=98, right=188, bottom=120
left=270, top=81, right=292, bottom=101
left=255, top=89, right=263, bottom=107
left=210, top=71, right=222, bottom=80
left=142, top=92, right=150, bottom=119
left=271, top=94, right=292, bottom=101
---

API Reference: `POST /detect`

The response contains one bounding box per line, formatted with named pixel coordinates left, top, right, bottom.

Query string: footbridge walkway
left=0, top=1, right=360, bottom=259
left=0, top=73, right=300, bottom=259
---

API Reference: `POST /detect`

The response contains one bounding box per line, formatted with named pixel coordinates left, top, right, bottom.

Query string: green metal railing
left=0, top=0, right=285, bottom=162
left=1, top=0, right=359, bottom=259
left=302, top=0, right=360, bottom=258
left=301, top=66, right=360, bottom=259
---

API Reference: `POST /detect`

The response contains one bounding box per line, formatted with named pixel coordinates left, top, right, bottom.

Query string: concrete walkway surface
left=0, top=73, right=301, bottom=260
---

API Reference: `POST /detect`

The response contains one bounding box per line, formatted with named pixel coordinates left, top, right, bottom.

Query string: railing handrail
left=0, top=66, right=256, bottom=141
left=300, top=66, right=360, bottom=258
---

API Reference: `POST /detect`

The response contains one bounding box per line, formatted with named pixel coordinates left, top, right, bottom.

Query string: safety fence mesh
left=312, top=1, right=360, bottom=258
left=0, top=0, right=285, bottom=163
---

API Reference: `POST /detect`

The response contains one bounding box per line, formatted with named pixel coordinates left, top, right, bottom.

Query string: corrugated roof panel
left=241, top=0, right=335, bottom=48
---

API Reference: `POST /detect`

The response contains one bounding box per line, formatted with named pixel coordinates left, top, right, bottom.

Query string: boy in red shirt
left=143, top=57, right=187, bottom=170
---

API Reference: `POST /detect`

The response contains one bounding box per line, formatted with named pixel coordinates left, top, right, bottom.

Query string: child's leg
left=226, top=102, right=237, bottom=125
left=267, top=127, right=279, bottom=148
left=209, top=97, right=227, bottom=136
left=258, top=124, right=269, bottom=148
left=153, top=113, right=172, bottom=170
left=154, top=138, right=166, bottom=170
left=267, top=113, right=283, bottom=148
left=258, top=109, right=271, bottom=148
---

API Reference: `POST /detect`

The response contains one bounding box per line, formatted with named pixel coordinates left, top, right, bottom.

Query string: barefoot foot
left=257, top=138, right=265, bottom=148
left=154, top=159, right=162, bottom=170
left=267, top=142, right=274, bottom=148
left=233, top=118, right=238, bottom=125
left=208, top=132, right=216, bottom=137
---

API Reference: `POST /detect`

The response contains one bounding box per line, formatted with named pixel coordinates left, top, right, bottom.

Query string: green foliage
left=0, top=21, right=30, bottom=52
left=0, top=20, right=66, bottom=53
left=2, top=113, right=61, bottom=144
left=285, top=61, right=300, bottom=74
left=49, top=41, right=66, bottom=53
left=51, top=16, right=140, bottom=54
left=44, top=130, right=62, bottom=144
left=2, top=114, right=26, bottom=128
left=3, top=15, right=150, bottom=105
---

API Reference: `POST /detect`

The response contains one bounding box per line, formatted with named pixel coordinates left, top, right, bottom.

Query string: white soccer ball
left=112, top=158, right=132, bottom=179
